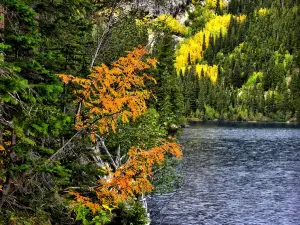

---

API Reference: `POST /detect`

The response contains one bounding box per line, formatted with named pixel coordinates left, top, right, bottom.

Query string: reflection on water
left=148, top=122, right=300, bottom=225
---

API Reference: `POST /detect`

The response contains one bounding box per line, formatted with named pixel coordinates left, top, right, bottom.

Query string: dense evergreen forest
left=0, top=0, right=300, bottom=224
left=181, top=0, right=300, bottom=122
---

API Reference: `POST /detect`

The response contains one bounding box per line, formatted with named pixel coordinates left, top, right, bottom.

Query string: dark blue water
left=148, top=122, right=300, bottom=225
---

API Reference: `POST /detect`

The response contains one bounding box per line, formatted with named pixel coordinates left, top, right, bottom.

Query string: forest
left=0, top=0, right=300, bottom=224
left=182, top=0, right=300, bottom=122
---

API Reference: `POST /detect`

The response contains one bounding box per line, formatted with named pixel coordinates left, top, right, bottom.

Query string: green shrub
left=109, top=201, right=149, bottom=225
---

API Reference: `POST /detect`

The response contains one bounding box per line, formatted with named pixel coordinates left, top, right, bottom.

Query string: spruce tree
left=152, top=32, right=185, bottom=126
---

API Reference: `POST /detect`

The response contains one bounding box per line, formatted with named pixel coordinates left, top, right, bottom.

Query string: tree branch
left=96, top=134, right=117, bottom=171
left=89, top=1, right=121, bottom=69
left=49, top=129, right=85, bottom=161
left=49, top=110, right=122, bottom=161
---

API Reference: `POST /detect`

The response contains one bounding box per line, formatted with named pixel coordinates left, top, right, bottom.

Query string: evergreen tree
left=152, top=33, right=185, bottom=126
left=1, top=0, right=99, bottom=223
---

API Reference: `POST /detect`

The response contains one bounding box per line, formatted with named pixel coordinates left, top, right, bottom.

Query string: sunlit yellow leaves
left=102, top=204, right=113, bottom=213
left=205, top=0, right=227, bottom=10
left=58, top=46, right=156, bottom=135
left=98, top=7, right=120, bottom=18
left=121, top=112, right=129, bottom=123
left=195, top=64, right=218, bottom=83
left=175, top=14, right=231, bottom=71
left=154, top=14, right=188, bottom=35
left=0, top=145, right=5, bottom=151
left=135, top=17, right=149, bottom=26
left=257, top=8, right=270, bottom=16
left=244, top=71, right=263, bottom=87
left=236, top=14, right=247, bottom=23
left=175, top=14, right=246, bottom=74
left=205, top=14, right=232, bottom=36
left=136, top=14, right=188, bottom=36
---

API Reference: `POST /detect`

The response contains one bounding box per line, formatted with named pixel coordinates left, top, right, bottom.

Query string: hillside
left=179, top=0, right=300, bottom=122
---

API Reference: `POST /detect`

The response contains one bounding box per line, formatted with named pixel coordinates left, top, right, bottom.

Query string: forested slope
left=180, top=0, right=300, bottom=122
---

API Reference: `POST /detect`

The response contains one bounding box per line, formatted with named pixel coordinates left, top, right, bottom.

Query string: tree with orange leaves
left=59, top=45, right=157, bottom=134
left=51, top=46, right=158, bottom=161
left=56, top=46, right=182, bottom=224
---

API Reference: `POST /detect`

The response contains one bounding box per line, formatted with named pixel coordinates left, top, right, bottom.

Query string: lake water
left=148, top=122, right=300, bottom=225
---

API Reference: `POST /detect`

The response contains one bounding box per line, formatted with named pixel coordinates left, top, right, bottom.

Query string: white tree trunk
left=141, top=192, right=151, bottom=225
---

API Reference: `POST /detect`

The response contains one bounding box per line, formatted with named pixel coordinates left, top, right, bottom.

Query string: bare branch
left=93, top=141, right=104, bottom=167
left=49, top=129, right=84, bottom=161
left=96, top=134, right=117, bottom=170
left=49, top=109, right=122, bottom=161
left=115, top=145, right=121, bottom=167
left=89, top=1, right=122, bottom=69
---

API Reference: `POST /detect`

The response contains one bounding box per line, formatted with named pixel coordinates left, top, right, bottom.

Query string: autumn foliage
left=58, top=46, right=182, bottom=217
left=175, top=14, right=246, bottom=79
left=72, top=140, right=182, bottom=214
left=59, top=45, right=157, bottom=134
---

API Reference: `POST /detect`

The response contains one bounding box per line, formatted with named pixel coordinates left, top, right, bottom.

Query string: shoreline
left=187, top=118, right=299, bottom=124
left=185, top=118, right=300, bottom=128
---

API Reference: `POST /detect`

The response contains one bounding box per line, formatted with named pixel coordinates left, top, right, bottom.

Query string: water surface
left=148, top=122, right=300, bottom=225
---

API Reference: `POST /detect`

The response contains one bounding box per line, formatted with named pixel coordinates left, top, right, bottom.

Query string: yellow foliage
left=205, top=14, right=232, bottom=35
left=244, top=71, right=263, bottom=87
left=98, top=7, right=120, bottom=17
left=236, top=14, right=247, bottom=23
left=136, top=14, right=188, bottom=36
left=175, top=14, right=246, bottom=74
left=205, top=0, right=227, bottom=10
left=195, top=64, right=218, bottom=83
left=0, top=130, right=11, bottom=184
left=135, top=15, right=152, bottom=26
left=258, top=8, right=270, bottom=16
left=175, top=14, right=232, bottom=71
left=154, top=14, right=188, bottom=35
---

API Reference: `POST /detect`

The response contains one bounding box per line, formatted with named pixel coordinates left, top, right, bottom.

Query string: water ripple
left=148, top=123, right=300, bottom=225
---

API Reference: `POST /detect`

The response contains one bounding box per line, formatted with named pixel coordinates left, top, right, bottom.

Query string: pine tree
left=0, top=1, right=97, bottom=223
left=152, top=33, right=185, bottom=126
